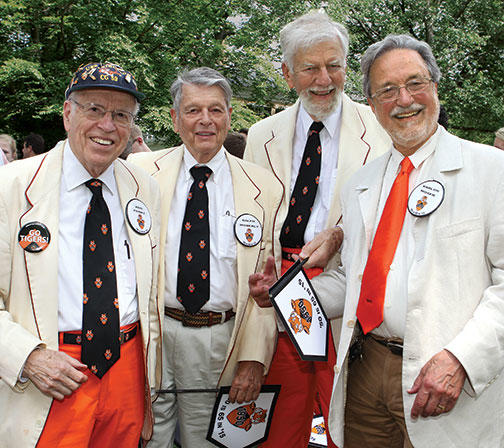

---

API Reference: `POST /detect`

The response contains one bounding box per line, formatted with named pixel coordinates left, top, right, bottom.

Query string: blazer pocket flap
left=437, top=217, right=482, bottom=239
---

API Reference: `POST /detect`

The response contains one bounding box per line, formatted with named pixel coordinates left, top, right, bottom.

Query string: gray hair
left=280, top=11, right=349, bottom=70
left=361, top=34, right=441, bottom=98
left=67, top=90, right=140, bottom=116
left=170, top=67, right=233, bottom=112
left=495, top=127, right=504, bottom=140
left=0, top=134, right=16, bottom=153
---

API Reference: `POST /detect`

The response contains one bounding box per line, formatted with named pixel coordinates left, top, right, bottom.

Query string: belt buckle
left=181, top=310, right=192, bottom=327
left=386, top=341, right=403, bottom=356
left=119, top=331, right=125, bottom=344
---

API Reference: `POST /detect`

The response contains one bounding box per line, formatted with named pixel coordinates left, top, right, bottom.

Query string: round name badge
left=234, top=213, right=262, bottom=247
left=18, top=222, right=51, bottom=253
left=126, top=198, right=152, bottom=234
left=408, top=180, right=445, bottom=217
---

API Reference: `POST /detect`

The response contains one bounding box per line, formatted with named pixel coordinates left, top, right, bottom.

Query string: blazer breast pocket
left=437, top=217, right=483, bottom=240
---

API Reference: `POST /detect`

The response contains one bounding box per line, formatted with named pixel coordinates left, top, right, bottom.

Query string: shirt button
left=347, top=319, right=355, bottom=328
left=334, top=365, right=340, bottom=374
left=358, top=274, right=363, bottom=281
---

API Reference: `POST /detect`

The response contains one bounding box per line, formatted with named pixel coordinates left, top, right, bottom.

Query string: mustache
left=308, top=85, right=338, bottom=94
left=391, top=104, right=424, bottom=117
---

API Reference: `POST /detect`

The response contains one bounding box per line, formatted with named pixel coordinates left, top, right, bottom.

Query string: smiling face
left=283, top=40, right=346, bottom=121
left=170, top=83, right=232, bottom=163
left=368, top=48, right=440, bottom=156
left=63, top=88, right=136, bottom=177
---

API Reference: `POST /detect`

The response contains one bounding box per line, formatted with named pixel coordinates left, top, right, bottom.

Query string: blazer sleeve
left=444, top=173, right=504, bottom=396
left=0, top=191, right=44, bottom=390
left=233, top=176, right=282, bottom=372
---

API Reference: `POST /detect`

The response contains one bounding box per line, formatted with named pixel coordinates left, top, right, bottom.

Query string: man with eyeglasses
left=244, top=11, right=390, bottom=447
left=299, top=34, right=504, bottom=447
left=0, top=62, right=162, bottom=447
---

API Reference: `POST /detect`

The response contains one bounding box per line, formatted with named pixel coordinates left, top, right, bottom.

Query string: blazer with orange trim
left=244, top=94, right=390, bottom=343
left=0, top=140, right=162, bottom=447
left=244, top=94, right=390, bottom=275
left=129, top=146, right=283, bottom=386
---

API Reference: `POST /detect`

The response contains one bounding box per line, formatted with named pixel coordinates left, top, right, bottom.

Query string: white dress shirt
left=58, top=141, right=138, bottom=331
left=291, top=102, right=342, bottom=244
left=164, top=146, right=237, bottom=312
left=372, top=126, right=440, bottom=339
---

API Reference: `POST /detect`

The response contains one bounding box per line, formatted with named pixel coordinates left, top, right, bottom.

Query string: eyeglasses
left=371, top=77, right=433, bottom=104
left=69, top=99, right=135, bottom=127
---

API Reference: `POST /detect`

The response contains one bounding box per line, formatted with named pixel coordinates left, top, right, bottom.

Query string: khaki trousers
left=149, top=315, right=234, bottom=448
left=344, top=337, right=414, bottom=448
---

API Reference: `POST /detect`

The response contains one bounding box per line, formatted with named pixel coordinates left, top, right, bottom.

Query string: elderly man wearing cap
left=0, top=62, right=162, bottom=447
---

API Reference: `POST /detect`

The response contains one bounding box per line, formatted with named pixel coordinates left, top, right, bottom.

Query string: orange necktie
left=356, top=157, right=414, bottom=334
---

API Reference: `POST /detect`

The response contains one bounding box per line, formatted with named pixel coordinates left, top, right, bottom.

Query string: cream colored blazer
left=0, top=141, right=162, bottom=447
left=129, top=146, right=283, bottom=385
left=244, top=94, right=390, bottom=344
left=313, top=127, right=504, bottom=447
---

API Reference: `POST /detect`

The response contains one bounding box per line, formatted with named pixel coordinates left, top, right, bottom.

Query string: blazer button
left=347, top=319, right=355, bottom=328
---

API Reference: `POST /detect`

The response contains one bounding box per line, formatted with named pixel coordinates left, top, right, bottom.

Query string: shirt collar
left=63, top=140, right=116, bottom=195
left=390, top=125, right=440, bottom=171
left=298, top=100, right=342, bottom=140
left=182, top=145, right=226, bottom=183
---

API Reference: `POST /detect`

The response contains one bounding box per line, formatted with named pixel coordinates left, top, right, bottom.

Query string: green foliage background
left=0, top=0, right=502, bottom=149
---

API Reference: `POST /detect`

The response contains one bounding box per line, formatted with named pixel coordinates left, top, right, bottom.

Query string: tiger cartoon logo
left=137, top=214, right=145, bottom=230
left=416, top=195, right=428, bottom=211
left=288, top=298, right=312, bottom=335
left=226, top=402, right=267, bottom=432
left=312, top=421, right=326, bottom=435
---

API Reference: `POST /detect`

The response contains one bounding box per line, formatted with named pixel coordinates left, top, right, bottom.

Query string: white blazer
left=244, top=94, right=391, bottom=274
left=244, top=94, right=390, bottom=343
left=313, top=127, right=504, bottom=447
left=129, top=146, right=283, bottom=385
left=0, top=141, right=162, bottom=447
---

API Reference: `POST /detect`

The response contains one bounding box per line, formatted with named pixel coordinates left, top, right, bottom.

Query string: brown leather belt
left=60, top=323, right=138, bottom=345
left=164, top=306, right=235, bottom=327
left=369, top=334, right=403, bottom=356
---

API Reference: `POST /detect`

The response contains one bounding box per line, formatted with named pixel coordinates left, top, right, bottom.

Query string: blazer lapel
left=263, top=102, right=298, bottom=208
left=327, top=94, right=380, bottom=227
left=22, top=142, right=65, bottom=346
left=228, top=155, right=265, bottom=325
left=145, top=146, right=183, bottom=299
left=114, top=160, right=153, bottom=322
left=357, top=154, right=390, bottom=252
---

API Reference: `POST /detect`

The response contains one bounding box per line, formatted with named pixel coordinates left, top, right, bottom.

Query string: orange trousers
left=37, top=323, right=145, bottom=448
left=260, top=253, right=337, bottom=447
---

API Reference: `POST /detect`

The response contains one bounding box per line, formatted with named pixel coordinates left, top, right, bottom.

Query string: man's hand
left=23, top=348, right=88, bottom=400
left=248, top=256, right=276, bottom=308
left=408, top=349, right=466, bottom=419
left=296, top=226, right=343, bottom=269
left=228, top=361, right=265, bottom=403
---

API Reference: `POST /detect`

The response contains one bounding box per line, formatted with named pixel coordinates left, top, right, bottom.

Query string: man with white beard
left=244, top=10, right=390, bottom=447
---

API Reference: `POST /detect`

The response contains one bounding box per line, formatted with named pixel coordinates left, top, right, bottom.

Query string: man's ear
left=170, top=108, right=179, bottom=133
left=367, top=97, right=376, bottom=114
left=63, top=101, right=72, bottom=132
left=282, top=63, right=295, bottom=89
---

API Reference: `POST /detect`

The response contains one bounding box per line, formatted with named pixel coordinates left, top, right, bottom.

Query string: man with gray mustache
left=244, top=10, right=389, bottom=447
left=306, top=34, right=504, bottom=447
